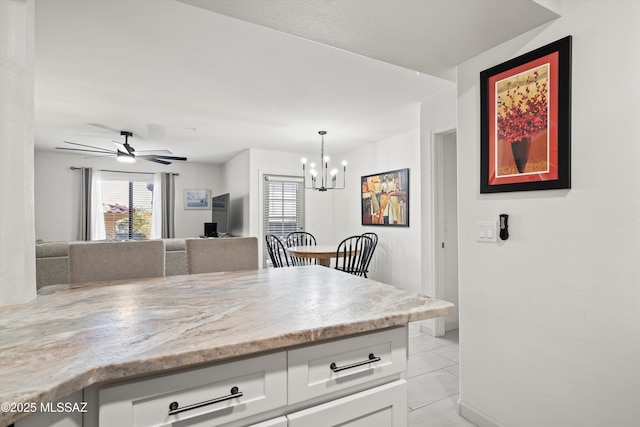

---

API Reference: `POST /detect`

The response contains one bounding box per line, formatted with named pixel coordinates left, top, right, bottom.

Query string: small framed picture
left=480, top=36, right=572, bottom=193
left=183, top=189, right=211, bottom=210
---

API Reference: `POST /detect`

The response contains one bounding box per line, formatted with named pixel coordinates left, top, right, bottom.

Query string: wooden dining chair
left=265, top=234, right=292, bottom=268
left=286, top=231, right=317, bottom=266
left=334, top=235, right=374, bottom=276
left=361, top=232, right=378, bottom=278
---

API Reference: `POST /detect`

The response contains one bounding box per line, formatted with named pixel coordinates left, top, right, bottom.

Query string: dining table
left=285, top=244, right=345, bottom=267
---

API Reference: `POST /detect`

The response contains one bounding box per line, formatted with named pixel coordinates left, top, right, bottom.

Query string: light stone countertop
left=0, top=266, right=454, bottom=426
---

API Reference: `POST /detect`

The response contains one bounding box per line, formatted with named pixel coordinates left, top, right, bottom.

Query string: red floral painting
left=481, top=36, right=572, bottom=193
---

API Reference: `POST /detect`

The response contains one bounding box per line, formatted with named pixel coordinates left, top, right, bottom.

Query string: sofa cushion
left=36, top=257, right=68, bottom=289
left=165, top=251, right=187, bottom=276
left=35, top=242, right=70, bottom=258
left=164, top=238, right=186, bottom=252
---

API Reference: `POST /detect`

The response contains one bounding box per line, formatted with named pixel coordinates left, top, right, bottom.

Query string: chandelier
left=301, top=131, right=347, bottom=191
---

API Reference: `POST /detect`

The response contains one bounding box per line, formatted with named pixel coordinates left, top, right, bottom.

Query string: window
left=101, top=171, right=155, bottom=240
left=263, top=175, right=304, bottom=267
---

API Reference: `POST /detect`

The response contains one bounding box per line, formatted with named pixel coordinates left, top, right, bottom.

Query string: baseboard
left=445, top=317, right=459, bottom=331
left=458, top=398, right=504, bottom=427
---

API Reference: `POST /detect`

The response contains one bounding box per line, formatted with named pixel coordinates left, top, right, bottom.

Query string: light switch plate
left=477, top=221, right=497, bottom=242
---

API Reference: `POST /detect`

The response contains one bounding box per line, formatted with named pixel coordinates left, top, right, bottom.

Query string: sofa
left=35, top=237, right=258, bottom=289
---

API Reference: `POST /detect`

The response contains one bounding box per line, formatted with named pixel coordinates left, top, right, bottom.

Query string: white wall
left=244, top=148, right=335, bottom=267
left=332, top=126, right=424, bottom=293
left=457, top=2, right=640, bottom=426
left=0, top=0, right=36, bottom=305
left=418, top=88, right=458, bottom=335
left=34, top=151, right=222, bottom=241
left=222, top=150, right=250, bottom=237
left=442, top=131, right=459, bottom=331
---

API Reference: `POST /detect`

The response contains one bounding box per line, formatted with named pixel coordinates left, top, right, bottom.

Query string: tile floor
left=407, top=322, right=476, bottom=427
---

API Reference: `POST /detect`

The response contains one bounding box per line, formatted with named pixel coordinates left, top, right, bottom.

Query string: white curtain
left=90, top=170, right=106, bottom=240
left=150, top=173, right=162, bottom=239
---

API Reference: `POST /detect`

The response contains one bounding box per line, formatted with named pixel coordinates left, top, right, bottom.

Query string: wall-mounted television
left=211, top=193, right=230, bottom=236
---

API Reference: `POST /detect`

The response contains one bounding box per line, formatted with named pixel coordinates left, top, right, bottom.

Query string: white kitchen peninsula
left=0, top=266, right=454, bottom=427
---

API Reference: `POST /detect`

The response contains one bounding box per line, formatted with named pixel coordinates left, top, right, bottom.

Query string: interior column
left=0, top=0, right=36, bottom=304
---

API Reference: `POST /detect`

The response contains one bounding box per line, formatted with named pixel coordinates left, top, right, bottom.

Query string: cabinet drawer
left=288, top=326, right=407, bottom=404
left=98, top=352, right=286, bottom=427
left=248, top=417, right=287, bottom=427
left=287, top=379, right=407, bottom=427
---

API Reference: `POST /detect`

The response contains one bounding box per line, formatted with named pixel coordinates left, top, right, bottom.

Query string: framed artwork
left=480, top=35, right=572, bottom=193
left=361, top=168, right=409, bottom=226
left=183, top=189, right=211, bottom=210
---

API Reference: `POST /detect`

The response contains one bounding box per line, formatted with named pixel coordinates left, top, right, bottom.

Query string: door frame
left=430, top=129, right=457, bottom=336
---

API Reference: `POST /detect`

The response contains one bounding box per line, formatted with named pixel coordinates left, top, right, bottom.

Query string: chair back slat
left=361, top=232, right=378, bottom=278
left=286, top=232, right=317, bottom=266
left=265, top=234, right=291, bottom=268
left=334, top=235, right=374, bottom=277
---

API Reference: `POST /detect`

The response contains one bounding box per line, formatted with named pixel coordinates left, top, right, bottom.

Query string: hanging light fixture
left=301, top=131, right=347, bottom=191
left=116, top=150, right=136, bottom=163
left=116, top=131, right=136, bottom=163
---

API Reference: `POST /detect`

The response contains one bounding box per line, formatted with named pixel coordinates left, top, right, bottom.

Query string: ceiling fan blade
left=135, top=149, right=173, bottom=155
left=56, top=147, right=117, bottom=154
left=60, top=141, right=114, bottom=152
left=142, top=155, right=187, bottom=161
left=145, top=158, right=171, bottom=165
left=82, top=154, right=116, bottom=159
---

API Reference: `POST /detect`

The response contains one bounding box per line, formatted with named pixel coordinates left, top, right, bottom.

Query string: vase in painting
left=510, top=137, right=531, bottom=173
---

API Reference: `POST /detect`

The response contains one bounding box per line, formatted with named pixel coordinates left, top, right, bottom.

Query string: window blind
left=101, top=171, right=155, bottom=240
left=263, top=175, right=304, bottom=267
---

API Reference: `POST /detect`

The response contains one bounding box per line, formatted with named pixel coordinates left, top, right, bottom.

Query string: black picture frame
left=480, top=36, right=572, bottom=193
left=361, top=168, right=409, bottom=227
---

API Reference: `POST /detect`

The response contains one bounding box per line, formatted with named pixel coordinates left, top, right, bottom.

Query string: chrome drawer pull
left=168, top=386, right=243, bottom=415
left=330, top=353, right=381, bottom=372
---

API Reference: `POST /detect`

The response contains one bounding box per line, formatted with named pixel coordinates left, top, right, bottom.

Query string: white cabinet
left=24, top=326, right=409, bottom=427
left=98, top=352, right=287, bottom=427
left=288, top=326, right=407, bottom=404
left=14, top=391, right=83, bottom=427
left=248, top=417, right=288, bottom=427
left=287, top=380, right=407, bottom=427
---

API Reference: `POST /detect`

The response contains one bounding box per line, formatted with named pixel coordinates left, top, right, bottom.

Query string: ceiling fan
left=55, top=131, right=187, bottom=165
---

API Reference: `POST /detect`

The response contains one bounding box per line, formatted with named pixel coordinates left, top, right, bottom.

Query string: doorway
left=433, top=130, right=459, bottom=335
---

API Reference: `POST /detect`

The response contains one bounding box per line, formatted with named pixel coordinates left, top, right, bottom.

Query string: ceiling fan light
left=117, top=151, right=136, bottom=163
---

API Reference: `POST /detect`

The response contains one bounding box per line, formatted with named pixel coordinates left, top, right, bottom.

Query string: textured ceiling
left=179, top=0, right=559, bottom=81
left=34, top=0, right=558, bottom=165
